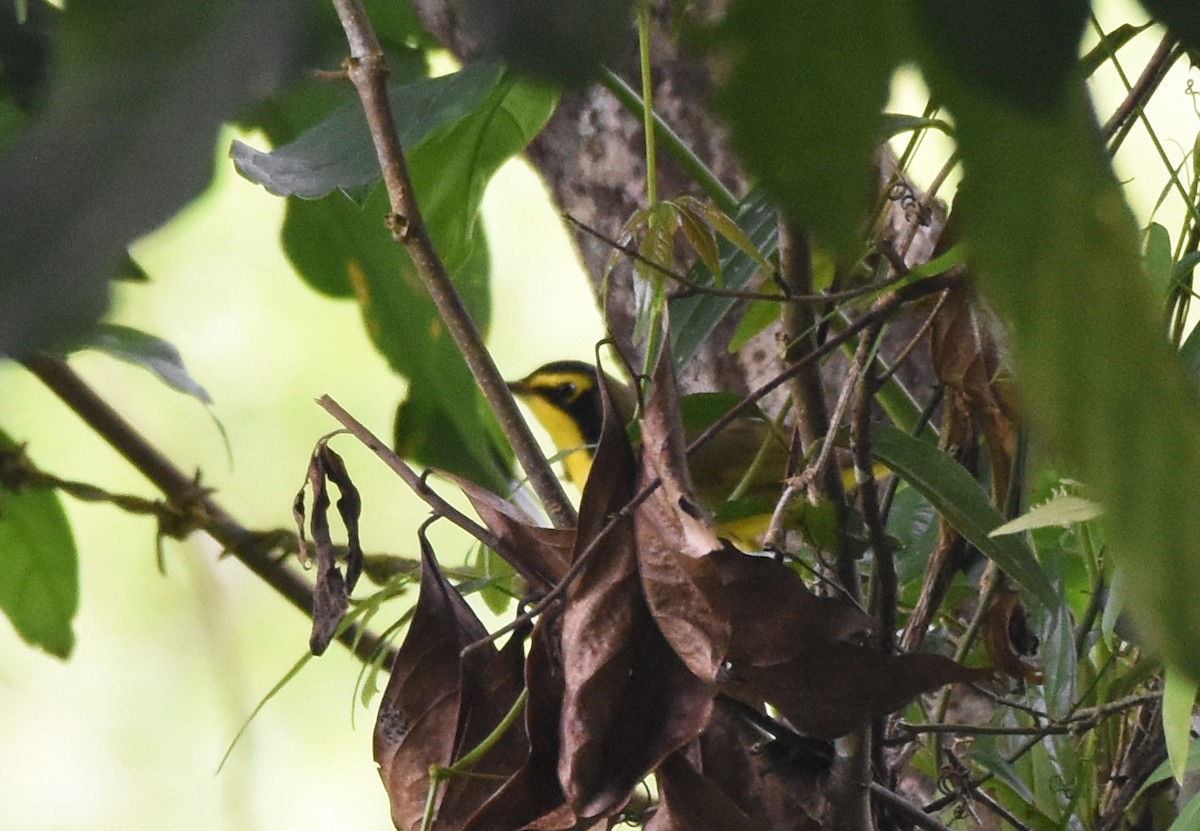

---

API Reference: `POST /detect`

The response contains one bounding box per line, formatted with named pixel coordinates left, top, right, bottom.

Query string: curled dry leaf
left=446, top=470, right=574, bottom=591
left=646, top=751, right=764, bottom=831
left=557, top=370, right=714, bottom=820
left=710, top=548, right=988, bottom=738
left=635, top=346, right=730, bottom=682
left=374, top=532, right=525, bottom=831
left=982, top=587, right=1045, bottom=683
left=296, top=442, right=364, bottom=655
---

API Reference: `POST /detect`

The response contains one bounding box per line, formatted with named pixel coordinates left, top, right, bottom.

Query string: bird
left=506, top=359, right=867, bottom=546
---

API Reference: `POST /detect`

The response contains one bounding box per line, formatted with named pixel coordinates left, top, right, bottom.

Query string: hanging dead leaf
left=557, top=369, right=714, bottom=820
left=635, top=345, right=730, bottom=682
left=296, top=441, right=364, bottom=655
left=374, top=530, right=525, bottom=831
left=447, top=471, right=574, bottom=591
left=982, top=587, right=1044, bottom=683
left=645, top=751, right=765, bottom=831
left=466, top=615, right=578, bottom=831
left=719, top=643, right=990, bottom=740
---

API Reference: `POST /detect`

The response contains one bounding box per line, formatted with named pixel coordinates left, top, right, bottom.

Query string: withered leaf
left=375, top=532, right=523, bottom=831
left=557, top=368, right=714, bottom=819
left=982, top=587, right=1044, bottom=683
left=299, top=442, right=363, bottom=655
left=646, top=751, right=764, bottom=831
left=719, top=644, right=991, bottom=740
left=636, top=346, right=730, bottom=682
left=466, top=615, right=577, bottom=831
left=709, top=548, right=988, bottom=738
left=448, top=470, right=574, bottom=591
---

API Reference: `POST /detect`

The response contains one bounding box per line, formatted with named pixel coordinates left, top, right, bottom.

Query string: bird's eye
left=553, top=381, right=577, bottom=401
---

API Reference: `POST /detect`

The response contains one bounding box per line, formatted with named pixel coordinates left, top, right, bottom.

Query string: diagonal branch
left=328, top=0, right=576, bottom=531
left=22, top=356, right=391, bottom=665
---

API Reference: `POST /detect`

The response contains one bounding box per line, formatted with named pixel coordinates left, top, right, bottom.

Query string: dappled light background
left=2, top=2, right=1199, bottom=827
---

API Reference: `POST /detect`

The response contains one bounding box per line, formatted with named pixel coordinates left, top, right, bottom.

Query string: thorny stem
left=328, top=0, right=576, bottom=531
left=22, top=357, right=389, bottom=665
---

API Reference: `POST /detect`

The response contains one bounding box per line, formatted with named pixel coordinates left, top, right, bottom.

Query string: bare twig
left=328, top=0, right=575, bottom=530
left=869, top=783, right=954, bottom=831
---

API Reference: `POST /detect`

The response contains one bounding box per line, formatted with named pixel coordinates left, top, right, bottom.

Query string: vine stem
left=22, top=356, right=389, bottom=665
left=636, top=0, right=658, bottom=207
left=328, top=0, right=576, bottom=531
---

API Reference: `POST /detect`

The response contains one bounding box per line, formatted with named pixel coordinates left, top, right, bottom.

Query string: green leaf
left=231, top=63, right=506, bottom=201
left=670, top=188, right=778, bottom=367
left=1080, top=22, right=1153, bottom=78
left=1164, top=667, right=1198, bottom=785
left=0, top=431, right=78, bottom=658
left=85, top=323, right=213, bottom=404
left=989, top=492, right=1102, bottom=537
left=708, top=0, right=899, bottom=256
left=880, top=112, right=955, bottom=139
left=0, top=0, right=307, bottom=355
left=870, top=424, right=1058, bottom=607
left=916, top=27, right=1200, bottom=680
left=728, top=299, right=780, bottom=354
left=1144, top=222, right=1174, bottom=298
left=1168, top=789, right=1200, bottom=831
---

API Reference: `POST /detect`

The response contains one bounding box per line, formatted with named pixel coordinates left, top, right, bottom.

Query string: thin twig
left=869, top=783, right=954, bottom=831
left=328, top=0, right=575, bottom=530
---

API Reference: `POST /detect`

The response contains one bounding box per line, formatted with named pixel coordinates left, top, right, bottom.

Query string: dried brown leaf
left=636, top=347, right=730, bottom=682
left=301, top=442, right=363, bottom=655
left=448, top=471, right=574, bottom=591
left=719, top=643, right=990, bottom=739
left=557, top=370, right=714, bottom=819
left=375, top=533, right=522, bottom=830
left=646, top=751, right=764, bottom=831
left=982, top=587, right=1044, bottom=683
left=467, top=616, right=575, bottom=831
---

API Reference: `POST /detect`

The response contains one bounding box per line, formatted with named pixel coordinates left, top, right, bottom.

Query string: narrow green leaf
left=880, top=112, right=955, bottom=139
left=1144, top=222, right=1174, bottom=298
left=870, top=424, right=1058, bottom=606
left=1080, top=22, right=1153, bottom=78
left=990, top=492, right=1102, bottom=537
left=728, top=299, right=780, bottom=354
left=0, top=432, right=78, bottom=658
left=86, top=323, right=213, bottom=404
left=1164, top=667, right=1198, bottom=785
left=674, top=201, right=722, bottom=278
left=1168, top=789, right=1200, bottom=831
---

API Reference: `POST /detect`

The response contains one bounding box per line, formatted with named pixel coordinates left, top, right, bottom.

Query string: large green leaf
left=914, top=13, right=1200, bottom=680
left=707, top=0, right=900, bottom=256
left=871, top=424, right=1058, bottom=607
left=231, top=63, right=505, bottom=201
left=0, top=431, right=79, bottom=658
left=0, top=0, right=307, bottom=355
left=279, top=72, right=555, bottom=489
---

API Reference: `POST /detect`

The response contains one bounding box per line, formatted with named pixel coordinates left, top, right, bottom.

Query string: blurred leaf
left=913, top=0, right=1088, bottom=113
left=458, top=0, right=635, bottom=87
left=880, top=112, right=954, bottom=138
left=0, top=432, right=78, bottom=658
left=871, top=423, right=1058, bottom=607
left=0, top=0, right=306, bottom=355
left=1164, top=667, right=1198, bottom=785
left=85, top=323, right=212, bottom=404
left=1144, top=222, right=1173, bottom=298
left=990, top=492, right=1103, bottom=537
left=708, top=0, right=899, bottom=256
left=1168, top=789, right=1200, bottom=831
left=916, top=29, right=1200, bottom=680
left=728, top=299, right=779, bottom=353
left=1138, top=0, right=1200, bottom=56
left=231, top=63, right=505, bottom=201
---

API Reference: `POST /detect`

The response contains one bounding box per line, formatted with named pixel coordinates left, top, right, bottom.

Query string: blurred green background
left=0, top=5, right=1196, bottom=826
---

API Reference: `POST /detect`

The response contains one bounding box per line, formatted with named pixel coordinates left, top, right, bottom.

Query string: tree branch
left=328, top=0, right=577, bottom=530
left=21, top=357, right=392, bottom=665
